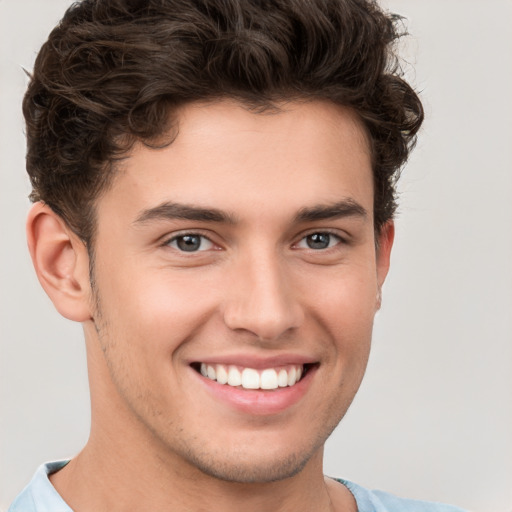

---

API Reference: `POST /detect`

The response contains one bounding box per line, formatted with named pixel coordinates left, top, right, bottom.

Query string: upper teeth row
left=200, top=363, right=303, bottom=390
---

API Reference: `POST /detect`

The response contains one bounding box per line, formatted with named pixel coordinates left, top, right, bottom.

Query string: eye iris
left=177, top=235, right=201, bottom=252
left=307, top=233, right=330, bottom=249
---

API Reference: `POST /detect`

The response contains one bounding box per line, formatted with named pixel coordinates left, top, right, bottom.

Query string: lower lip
left=194, top=366, right=317, bottom=416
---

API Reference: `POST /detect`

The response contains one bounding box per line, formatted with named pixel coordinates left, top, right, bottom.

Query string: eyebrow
left=133, top=202, right=238, bottom=225
left=293, top=199, right=368, bottom=223
left=133, top=198, right=368, bottom=226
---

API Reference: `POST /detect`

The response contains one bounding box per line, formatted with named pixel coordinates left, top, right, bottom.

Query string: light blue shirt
left=9, top=461, right=470, bottom=512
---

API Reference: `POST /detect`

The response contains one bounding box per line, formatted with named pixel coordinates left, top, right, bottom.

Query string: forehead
left=98, top=99, right=374, bottom=224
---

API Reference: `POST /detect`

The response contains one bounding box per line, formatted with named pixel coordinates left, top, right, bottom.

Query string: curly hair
left=23, top=0, right=423, bottom=246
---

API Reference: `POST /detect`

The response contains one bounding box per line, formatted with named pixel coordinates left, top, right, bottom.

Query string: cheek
left=307, top=264, right=378, bottom=321
left=307, top=265, right=378, bottom=364
left=98, top=267, right=221, bottom=353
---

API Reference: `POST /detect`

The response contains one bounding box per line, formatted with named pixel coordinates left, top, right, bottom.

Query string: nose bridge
left=223, top=243, right=304, bottom=341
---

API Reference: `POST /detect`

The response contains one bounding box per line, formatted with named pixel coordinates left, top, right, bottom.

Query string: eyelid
left=161, top=230, right=221, bottom=251
left=292, top=229, right=347, bottom=249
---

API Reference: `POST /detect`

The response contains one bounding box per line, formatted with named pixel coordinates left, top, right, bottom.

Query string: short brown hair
left=23, top=0, right=423, bottom=246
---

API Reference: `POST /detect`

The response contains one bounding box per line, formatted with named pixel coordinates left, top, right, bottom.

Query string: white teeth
left=242, top=368, right=260, bottom=389
left=216, top=364, right=228, bottom=384
left=277, top=369, right=288, bottom=387
left=260, top=369, right=278, bottom=390
left=227, top=365, right=242, bottom=387
left=207, top=365, right=216, bottom=380
left=287, top=366, right=297, bottom=386
left=199, top=363, right=306, bottom=390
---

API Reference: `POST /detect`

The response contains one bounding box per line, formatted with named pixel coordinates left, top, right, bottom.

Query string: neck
left=53, top=326, right=356, bottom=511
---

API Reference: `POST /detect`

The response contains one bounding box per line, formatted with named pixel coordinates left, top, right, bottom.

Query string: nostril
left=222, top=279, right=304, bottom=341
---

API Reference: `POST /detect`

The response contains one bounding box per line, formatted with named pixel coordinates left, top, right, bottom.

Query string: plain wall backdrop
left=1, top=1, right=511, bottom=511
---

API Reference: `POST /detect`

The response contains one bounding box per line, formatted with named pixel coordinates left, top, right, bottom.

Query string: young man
left=9, top=1, right=468, bottom=511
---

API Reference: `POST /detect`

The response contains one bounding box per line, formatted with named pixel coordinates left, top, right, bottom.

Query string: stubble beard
left=87, top=262, right=351, bottom=486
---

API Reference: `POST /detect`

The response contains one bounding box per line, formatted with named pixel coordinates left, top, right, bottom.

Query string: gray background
left=1, top=1, right=511, bottom=511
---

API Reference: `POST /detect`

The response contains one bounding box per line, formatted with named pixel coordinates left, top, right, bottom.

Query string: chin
left=171, top=425, right=331, bottom=485
left=184, top=448, right=313, bottom=484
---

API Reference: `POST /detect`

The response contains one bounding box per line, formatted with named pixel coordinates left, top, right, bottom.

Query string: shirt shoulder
left=9, top=464, right=470, bottom=512
left=336, top=479, right=471, bottom=512
left=8, top=461, right=73, bottom=512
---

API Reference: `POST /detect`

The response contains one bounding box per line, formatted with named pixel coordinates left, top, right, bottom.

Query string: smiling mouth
left=192, top=363, right=314, bottom=390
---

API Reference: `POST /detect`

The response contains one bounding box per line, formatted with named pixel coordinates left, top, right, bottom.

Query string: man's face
left=84, top=99, right=392, bottom=482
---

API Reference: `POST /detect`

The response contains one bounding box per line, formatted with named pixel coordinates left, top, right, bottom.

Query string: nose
left=222, top=250, right=304, bottom=342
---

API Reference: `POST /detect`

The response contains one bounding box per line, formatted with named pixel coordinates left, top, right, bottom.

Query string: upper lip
left=188, top=353, right=318, bottom=369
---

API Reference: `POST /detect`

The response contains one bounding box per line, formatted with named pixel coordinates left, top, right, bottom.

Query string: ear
left=375, top=220, right=395, bottom=309
left=26, top=202, right=92, bottom=322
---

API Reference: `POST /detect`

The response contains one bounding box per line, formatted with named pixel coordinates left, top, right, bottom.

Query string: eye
left=296, top=232, right=342, bottom=250
left=166, top=234, right=214, bottom=252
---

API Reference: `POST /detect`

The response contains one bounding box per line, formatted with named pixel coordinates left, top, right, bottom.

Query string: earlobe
left=27, top=202, right=92, bottom=322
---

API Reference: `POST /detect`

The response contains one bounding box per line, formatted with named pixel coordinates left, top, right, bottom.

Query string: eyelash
left=293, top=230, right=345, bottom=251
left=162, top=229, right=346, bottom=254
left=163, top=232, right=216, bottom=253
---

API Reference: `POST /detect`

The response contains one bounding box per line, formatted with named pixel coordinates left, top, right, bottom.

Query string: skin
left=28, top=99, right=394, bottom=512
